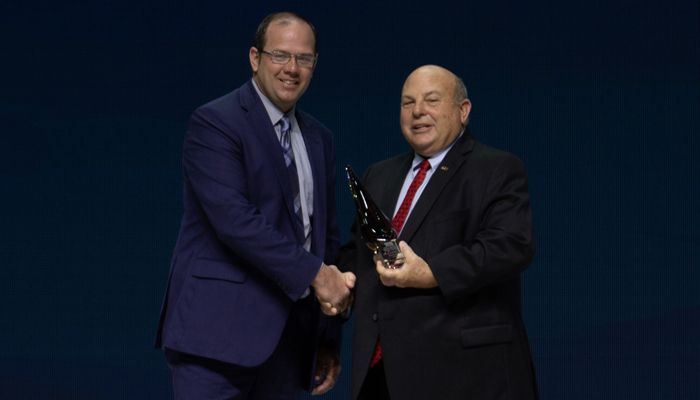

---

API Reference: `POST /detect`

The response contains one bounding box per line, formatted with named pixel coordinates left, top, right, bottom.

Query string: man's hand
left=311, top=264, right=356, bottom=316
left=310, top=346, right=341, bottom=395
left=376, top=241, right=438, bottom=288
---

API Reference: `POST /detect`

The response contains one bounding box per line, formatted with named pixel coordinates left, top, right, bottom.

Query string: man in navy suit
left=340, top=65, right=537, bottom=399
left=156, top=12, right=355, bottom=399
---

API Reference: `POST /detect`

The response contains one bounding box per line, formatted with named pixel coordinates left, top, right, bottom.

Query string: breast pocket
left=460, top=324, right=513, bottom=348
left=191, top=258, right=247, bottom=283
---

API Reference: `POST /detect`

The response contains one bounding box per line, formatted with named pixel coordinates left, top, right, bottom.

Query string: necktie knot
left=279, top=115, right=291, bottom=147
left=417, top=158, right=431, bottom=173
left=279, top=115, right=291, bottom=133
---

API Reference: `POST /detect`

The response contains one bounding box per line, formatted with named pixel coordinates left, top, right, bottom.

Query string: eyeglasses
left=259, top=49, right=317, bottom=68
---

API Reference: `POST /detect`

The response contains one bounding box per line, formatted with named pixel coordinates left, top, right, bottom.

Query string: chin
left=411, top=139, right=433, bottom=151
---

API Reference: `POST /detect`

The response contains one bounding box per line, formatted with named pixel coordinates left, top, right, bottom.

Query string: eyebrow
left=403, top=91, right=442, bottom=100
left=270, top=49, right=315, bottom=56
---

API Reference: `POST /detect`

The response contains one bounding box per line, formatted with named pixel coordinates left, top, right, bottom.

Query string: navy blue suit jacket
left=156, top=80, right=340, bottom=369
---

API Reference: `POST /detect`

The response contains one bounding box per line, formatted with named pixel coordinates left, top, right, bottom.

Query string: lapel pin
left=440, top=165, right=449, bottom=171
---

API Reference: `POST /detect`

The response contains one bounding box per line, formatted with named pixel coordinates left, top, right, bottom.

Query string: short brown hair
left=253, top=12, right=317, bottom=53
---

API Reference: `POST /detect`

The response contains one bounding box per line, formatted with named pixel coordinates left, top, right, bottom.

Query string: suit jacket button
left=372, top=313, right=378, bottom=321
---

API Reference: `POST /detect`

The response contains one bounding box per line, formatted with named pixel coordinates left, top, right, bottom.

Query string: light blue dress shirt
left=392, top=132, right=464, bottom=234
left=252, top=79, right=313, bottom=251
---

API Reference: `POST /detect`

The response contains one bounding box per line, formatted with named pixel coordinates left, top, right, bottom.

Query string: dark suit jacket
left=340, top=131, right=537, bottom=400
left=155, top=81, right=340, bottom=376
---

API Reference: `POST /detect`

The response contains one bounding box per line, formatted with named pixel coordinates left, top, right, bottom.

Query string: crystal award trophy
left=345, top=165, right=404, bottom=269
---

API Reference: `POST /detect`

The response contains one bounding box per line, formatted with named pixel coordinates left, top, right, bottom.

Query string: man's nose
left=412, top=100, right=426, bottom=116
left=283, top=57, right=299, bottom=73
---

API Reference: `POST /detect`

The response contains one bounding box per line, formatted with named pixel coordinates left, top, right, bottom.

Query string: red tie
left=370, top=158, right=431, bottom=368
left=392, top=159, right=431, bottom=233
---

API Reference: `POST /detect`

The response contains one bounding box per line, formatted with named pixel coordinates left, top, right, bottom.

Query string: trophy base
left=369, top=239, right=405, bottom=269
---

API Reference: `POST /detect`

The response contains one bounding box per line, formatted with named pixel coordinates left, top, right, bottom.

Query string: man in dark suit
left=155, top=12, right=355, bottom=399
left=340, top=65, right=538, bottom=400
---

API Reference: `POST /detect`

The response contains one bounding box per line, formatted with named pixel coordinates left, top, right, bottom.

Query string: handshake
left=310, top=242, right=438, bottom=316
left=309, top=242, right=437, bottom=315
left=311, top=264, right=356, bottom=316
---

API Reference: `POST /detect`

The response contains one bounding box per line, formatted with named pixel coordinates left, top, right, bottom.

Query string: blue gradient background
left=1, top=0, right=698, bottom=398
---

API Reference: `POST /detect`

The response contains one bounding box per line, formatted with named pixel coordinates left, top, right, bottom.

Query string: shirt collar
left=411, top=130, right=464, bottom=171
left=251, top=78, right=295, bottom=126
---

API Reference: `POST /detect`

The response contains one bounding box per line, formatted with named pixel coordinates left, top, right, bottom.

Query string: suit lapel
left=240, top=81, right=302, bottom=239
left=297, top=112, right=324, bottom=252
left=398, top=133, right=475, bottom=242
left=378, top=155, right=413, bottom=222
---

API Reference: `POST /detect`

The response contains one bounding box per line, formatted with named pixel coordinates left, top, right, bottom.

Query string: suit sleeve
left=183, top=107, right=323, bottom=300
left=428, top=154, right=535, bottom=304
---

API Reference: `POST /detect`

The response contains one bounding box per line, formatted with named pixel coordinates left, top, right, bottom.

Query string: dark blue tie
left=279, top=115, right=304, bottom=230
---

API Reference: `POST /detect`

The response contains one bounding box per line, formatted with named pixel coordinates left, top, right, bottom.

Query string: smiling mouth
left=280, top=79, right=299, bottom=87
left=412, top=123, right=432, bottom=132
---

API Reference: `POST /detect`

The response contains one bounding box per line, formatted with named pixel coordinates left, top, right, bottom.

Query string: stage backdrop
left=1, top=0, right=698, bottom=398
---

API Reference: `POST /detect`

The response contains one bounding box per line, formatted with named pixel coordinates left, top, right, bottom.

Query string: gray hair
left=454, top=75, right=469, bottom=103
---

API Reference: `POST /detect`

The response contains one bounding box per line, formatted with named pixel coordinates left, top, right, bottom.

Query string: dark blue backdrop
left=1, top=0, right=698, bottom=399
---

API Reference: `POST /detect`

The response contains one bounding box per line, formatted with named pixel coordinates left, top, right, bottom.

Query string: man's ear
left=249, top=47, right=260, bottom=73
left=460, top=99, right=472, bottom=125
